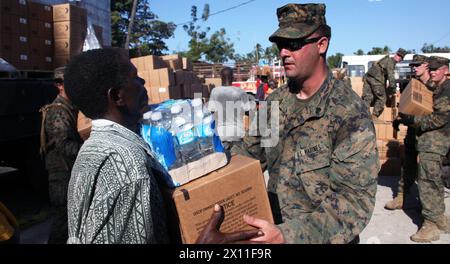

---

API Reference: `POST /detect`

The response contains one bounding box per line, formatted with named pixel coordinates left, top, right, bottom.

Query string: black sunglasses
left=275, top=37, right=323, bottom=51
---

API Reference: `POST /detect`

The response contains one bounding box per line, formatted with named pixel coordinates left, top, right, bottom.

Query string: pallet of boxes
left=0, top=0, right=54, bottom=71
left=52, top=3, right=105, bottom=140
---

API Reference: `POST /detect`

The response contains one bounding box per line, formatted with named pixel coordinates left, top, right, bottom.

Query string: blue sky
left=151, top=0, right=450, bottom=57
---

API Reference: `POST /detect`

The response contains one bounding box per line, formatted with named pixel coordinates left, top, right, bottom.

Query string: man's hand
left=243, top=214, right=286, bottom=244
left=195, top=204, right=263, bottom=244
left=397, top=113, right=415, bottom=126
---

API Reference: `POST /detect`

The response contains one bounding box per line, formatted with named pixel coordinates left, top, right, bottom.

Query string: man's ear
left=317, top=37, right=329, bottom=55
left=108, top=88, right=125, bottom=106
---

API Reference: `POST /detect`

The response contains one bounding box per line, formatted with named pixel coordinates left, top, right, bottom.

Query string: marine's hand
left=243, top=214, right=286, bottom=244
left=195, top=204, right=263, bottom=244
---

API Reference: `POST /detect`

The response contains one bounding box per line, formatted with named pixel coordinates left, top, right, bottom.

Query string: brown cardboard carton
left=205, top=78, right=222, bottom=88
left=374, top=121, right=394, bottom=140
left=52, top=3, right=87, bottom=24
left=54, top=38, right=84, bottom=56
left=370, top=107, right=394, bottom=122
left=399, top=78, right=433, bottom=116
left=53, top=54, right=70, bottom=68
left=28, top=1, right=52, bottom=22
left=9, top=14, right=28, bottom=36
left=131, top=55, right=165, bottom=72
left=162, top=54, right=182, bottom=71
left=182, top=57, right=193, bottom=71
left=11, top=0, right=28, bottom=17
left=377, top=139, right=400, bottom=159
left=163, top=155, right=274, bottom=244
left=158, top=68, right=175, bottom=87
left=53, top=21, right=86, bottom=40
left=350, top=77, right=364, bottom=97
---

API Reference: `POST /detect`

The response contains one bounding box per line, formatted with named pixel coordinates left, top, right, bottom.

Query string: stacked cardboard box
left=399, top=78, right=433, bottom=116
left=28, top=1, right=53, bottom=70
left=52, top=3, right=87, bottom=68
left=162, top=155, right=274, bottom=244
left=350, top=77, right=364, bottom=97
left=132, top=54, right=209, bottom=103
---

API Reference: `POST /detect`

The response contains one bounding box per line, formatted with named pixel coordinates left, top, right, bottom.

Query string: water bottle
left=150, top=111, right=176, bottom=169
left=198, top=113, right=216, bottom=156
left=173, top=117, right=201, bottom=164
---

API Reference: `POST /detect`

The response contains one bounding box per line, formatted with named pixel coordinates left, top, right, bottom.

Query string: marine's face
left=277, top=37, right=322, bottom=80
left=414, top=63, right=428, bottom=76
left=430, top=66, right=448, bottom=84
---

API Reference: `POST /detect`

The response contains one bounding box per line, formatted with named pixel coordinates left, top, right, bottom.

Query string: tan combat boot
left=410, top=220, right=440, bottom=243
left=436, top=215, right=450, bottom=233
left=384, top=193, right=403, bottom=210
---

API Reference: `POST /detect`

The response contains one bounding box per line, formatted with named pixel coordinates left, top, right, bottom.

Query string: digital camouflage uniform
left=362, top=55, right=399, bottom=117
left=413, top=76, right=450, bottom=224
left=233, top=73, right=379, bottom=243
left=396, top=55, right=431, bottom=195
left=40, top=94, right=83, bottom=243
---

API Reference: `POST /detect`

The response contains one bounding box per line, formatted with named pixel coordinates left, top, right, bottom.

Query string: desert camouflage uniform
left=414, top=79, right=450, bottom=224
left=40, top=95, right=83, bottom=243
left=233, top=73, right=379, bottom=243
left=362, top=56, right=398, bottom=117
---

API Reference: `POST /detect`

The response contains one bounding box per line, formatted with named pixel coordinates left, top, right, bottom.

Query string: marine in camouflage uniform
left=396, top=56, right=450, bottom=242
left=40, top=68, right=83, bottom=244
left=386, top=55, right=430, bottom=210
left=362, top=48, right=406, bottom=118
left=232, top=3, right=380, bottom=244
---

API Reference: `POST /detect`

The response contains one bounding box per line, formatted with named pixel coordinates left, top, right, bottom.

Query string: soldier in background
left=233, top=3, right=379, bottom=244
left=362, top=48, right=406, bottom=120
left=40, top=67, right=83, bottom=244
left=386, top=55, right=429, bottom=210
left=395, top=56, right=450, bottom=242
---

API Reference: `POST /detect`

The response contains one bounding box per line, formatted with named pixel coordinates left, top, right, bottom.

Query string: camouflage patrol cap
left=269, top=3, right=327, bottom=42
left=54, top=67, right=65, bottom=81
left=409, top=55, right=428, bottom=66
left=396, top=48, right=407, bottom=59
left=428, top=56, right=450, bottom=70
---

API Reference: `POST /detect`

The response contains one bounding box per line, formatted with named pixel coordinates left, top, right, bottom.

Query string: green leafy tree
left=205, top=28, right=235, bottom=63
left=182, top=5, right=211, bottom=61
left=263, top=44, right=279, bottom=63
left=421, top=43, right=450, bottom=53
left=367, top=46, right=390, bottom=55
left=354, top=49, right=365, bottom=55
left=111, top=0, right=176, bottom=55
left=327, top=52, right=343, bottom=68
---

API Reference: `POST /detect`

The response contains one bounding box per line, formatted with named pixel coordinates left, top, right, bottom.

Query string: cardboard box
left=205, top=78, right=222, bottom=88
left=77, top=112, right=92, bottom=141
left=53, top=54, right=70, bottom=68
left=11, top=0, right=28, bottom=17
left=162, top=54, right=182, bottom=71
left=52, top=3, right=87, bottom=24
left=374, top=121, right=394, bottom=140
left=182, top=57, right=193, bottom=71
left=350, top=77, right=364, bottom=97
left=0, top=0, right=13, bottom=15
left=399, top=78, right=433, bottom=116
left=163, top=155, right=274, bottom=244
left=28, top=1, right=52, bottom=22
left=54, top=38, right=84, bottom=56
left=53, top=21, right=86, bottom=40
left=1, top=12, right=12, bottom=33
left=9, top=14, right=28, bottom=36
left=131, top=55, right=166, bottom=72
left=370, top=107, right=395, bottom=122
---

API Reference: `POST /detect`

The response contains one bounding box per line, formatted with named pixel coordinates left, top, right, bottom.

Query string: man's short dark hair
left=221, top=67, right=233, bottom=85
left=64, top=48, right=131, bottom=119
